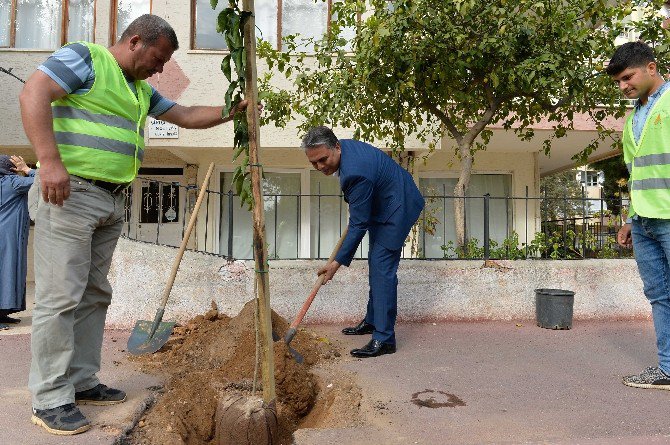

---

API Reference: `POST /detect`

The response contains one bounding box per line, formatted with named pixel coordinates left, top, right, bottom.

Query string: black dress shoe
left=350, top=339, right=396, bottom=358
left=0, top=315, right=20, bottom=324
left=342, top=320, right=375, bottom=335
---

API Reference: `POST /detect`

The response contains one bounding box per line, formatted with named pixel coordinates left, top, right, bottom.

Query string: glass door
left=128, top=175, right=185, bottom=247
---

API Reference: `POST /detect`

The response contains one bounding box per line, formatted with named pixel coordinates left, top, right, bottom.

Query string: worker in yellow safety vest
left=609, top=40, right=670, bottom=392
left=19, top=13, right=251, bottom=436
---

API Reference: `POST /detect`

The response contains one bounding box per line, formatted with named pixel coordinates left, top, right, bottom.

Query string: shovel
left=127, top=163, right=215, bottom=355
left=284, top=228, right=348, bottom=361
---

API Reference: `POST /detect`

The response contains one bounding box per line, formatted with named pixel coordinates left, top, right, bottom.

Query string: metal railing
left=119, top=178, right=633, bottom=260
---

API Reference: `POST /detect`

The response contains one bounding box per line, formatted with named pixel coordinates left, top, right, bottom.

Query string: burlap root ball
left=215, top=394, right=278, bottom=445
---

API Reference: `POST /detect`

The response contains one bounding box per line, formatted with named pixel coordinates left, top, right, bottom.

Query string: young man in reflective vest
left=19, top=14, right=251, bottom=435
left=609, top=41, right=670, bottom=391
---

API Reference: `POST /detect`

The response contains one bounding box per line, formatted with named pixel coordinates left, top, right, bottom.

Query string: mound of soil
left=126, top=300, right=358, bottom=445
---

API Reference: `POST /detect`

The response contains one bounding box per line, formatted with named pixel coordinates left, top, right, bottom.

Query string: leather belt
left=76, top=176, right=130, bottom=194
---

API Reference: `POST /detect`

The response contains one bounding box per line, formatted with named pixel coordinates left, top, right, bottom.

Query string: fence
left=119, top=178, right=634, bottom=260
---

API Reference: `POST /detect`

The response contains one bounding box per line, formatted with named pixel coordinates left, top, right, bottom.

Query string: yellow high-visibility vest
left=51, top=42, right=152, bottom=184
left=623, top=88, right=670, bottom=219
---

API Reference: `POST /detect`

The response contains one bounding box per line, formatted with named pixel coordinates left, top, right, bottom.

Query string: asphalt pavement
left=2, top=286, right=670, bottom=444
left=295, top=321, right=670, bottom=445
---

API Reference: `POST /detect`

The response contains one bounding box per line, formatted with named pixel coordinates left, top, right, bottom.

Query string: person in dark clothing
left=0, top=155, right=35, bottom=327
left=303, top=126, right=425, bottom=358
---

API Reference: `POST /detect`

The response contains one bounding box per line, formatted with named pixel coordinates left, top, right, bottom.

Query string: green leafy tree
left=590, top=154, right=629, bottom=216
left=258, top=0, right=670, bottom=247
left=540, top=170, right=585, bottom=222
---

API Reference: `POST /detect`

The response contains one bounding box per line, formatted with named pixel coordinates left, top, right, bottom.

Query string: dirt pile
left=126, top=300, right=354, bottom=445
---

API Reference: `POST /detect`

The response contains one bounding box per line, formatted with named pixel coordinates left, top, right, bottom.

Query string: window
left=219, top=171, right=301, bottom=259
left=309, top=171, right=354, bottom=259
left=419, top=175, right=513, bottom=258
left=1, top=0, right=11, bottom=47
left=1, top=0, right=94, bottom=49
left=577, top=170, right=601, bottom=188
left=111, top=0, right=151, bottom=44
left=194, top=0, right=277, bottom=50
left=192, top=0, right=355, bottom=51
left=219, top=170, right=374, bottom=260
left=68, top=0, right=95, bottom=42
left=586, top=171, right=600, bottom=187
left=282, top=0, right=328, bottom=51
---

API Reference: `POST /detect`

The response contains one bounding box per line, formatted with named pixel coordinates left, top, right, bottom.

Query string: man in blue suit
left=303, top=126, right=425, bottom=358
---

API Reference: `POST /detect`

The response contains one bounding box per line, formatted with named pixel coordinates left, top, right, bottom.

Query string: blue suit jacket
left=334, top=139, right=425, bottom=266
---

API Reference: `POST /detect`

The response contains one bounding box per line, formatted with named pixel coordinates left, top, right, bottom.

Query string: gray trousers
left=28, top=174, right=125, bottom=409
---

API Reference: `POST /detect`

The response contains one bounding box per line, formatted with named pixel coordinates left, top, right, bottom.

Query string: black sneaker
left=31, top=403, right=91, bottom=435
left=623, top=366, right=670, bottom=390
left=75, top=384, right=126, bottom=406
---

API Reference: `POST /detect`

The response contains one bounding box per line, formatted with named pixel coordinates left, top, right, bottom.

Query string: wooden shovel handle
left=288, top=227, right=348, bottom=330
left=157, top=162, right=215, bottom=309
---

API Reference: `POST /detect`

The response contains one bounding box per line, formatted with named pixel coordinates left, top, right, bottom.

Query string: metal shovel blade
left=127, top=320, right=176, bottom=355
left=271, top=330, right=304, bottom=364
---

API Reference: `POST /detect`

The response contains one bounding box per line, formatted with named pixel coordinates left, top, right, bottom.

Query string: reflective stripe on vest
left=55, top=131, right=144, bottom=161
left=52, top=106, right=145, bottom=136
left=630, top=177, right=670, bottom=190
left=51, top=42, right=151, bottom=184
left=634, top=152, right=670, bottom=168
left=623, top=86, right=670, bottom=219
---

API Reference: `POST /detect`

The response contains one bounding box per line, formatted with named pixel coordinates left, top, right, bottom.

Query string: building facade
left=1, top=0, right=622, bottom=261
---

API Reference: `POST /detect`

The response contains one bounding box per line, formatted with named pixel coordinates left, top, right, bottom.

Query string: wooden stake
left=242, top=0, right=276, bottom=404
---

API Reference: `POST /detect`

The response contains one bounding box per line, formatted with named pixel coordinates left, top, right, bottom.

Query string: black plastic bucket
left=535, top=288, right=575, bottom=330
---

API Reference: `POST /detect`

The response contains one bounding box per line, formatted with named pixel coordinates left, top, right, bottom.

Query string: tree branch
left=463, top=95, right=501, bottom=148
left=420, top=97, right=463, bottom=146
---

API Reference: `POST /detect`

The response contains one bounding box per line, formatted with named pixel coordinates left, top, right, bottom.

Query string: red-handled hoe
left=283, top=228, right=348, bottom=363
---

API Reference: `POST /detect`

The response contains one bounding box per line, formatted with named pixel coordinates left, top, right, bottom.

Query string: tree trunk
left=453, top=143, right=474, bottom=249
left=243, top=0, right=276, bottom=404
